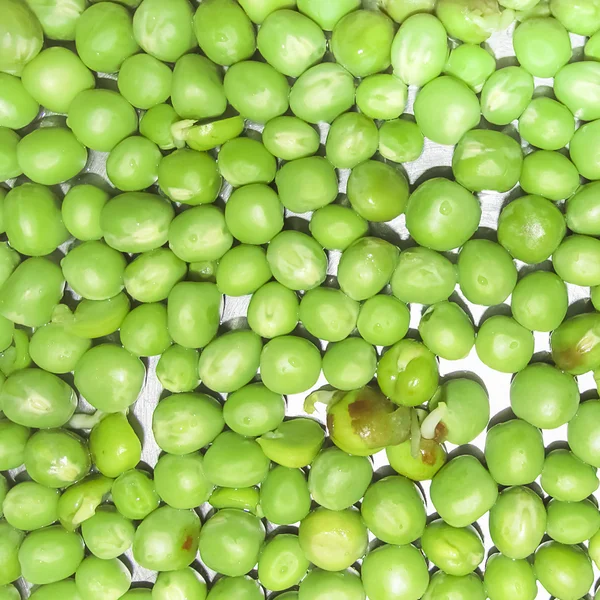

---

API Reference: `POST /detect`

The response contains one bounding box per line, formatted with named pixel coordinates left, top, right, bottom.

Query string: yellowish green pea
left=379, top=118, right=425, bottom=163
left=120, top=303, right=172, bottom=357
left=0, top=128, right=21, bottom=182
left=216, top=245, right=272, bottom=297
left=262, top=116, right=320, bottom=161
left=238, top=0, right=296, bottom=23
left=58, top=474, right=113, bottom=532
left=0, top=0, right=43, bottom=76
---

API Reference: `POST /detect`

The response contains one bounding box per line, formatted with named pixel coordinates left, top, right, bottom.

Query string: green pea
left=518, top=97, right=575, bottom=151
left=120, top=302, right=172, bottom=356
left=156, top=344, right=199, bottom=393
left=237, top=0, right=296, bottom=23
left=546, top=498, right=600, bottom=545
left=379, top=118, right=424, bottom=163
left=218, top=137, right=277, bottom=187
left=154, top=452, right=212, bottom=509
left=570, top=119, right=600, bottom=182
left=172, top=54, right=226, bottom=121
left=74, top=556, right=130, bottom=600
left=521, top=151, right=580, bottom=202
left=0, top=0, right=43, bottom=76
left=216, top=245, right=272, bottom=296
left=481, top=66, right=534, bottom=126
left=133, top=0, right=196, bottom=62
left=323, top=337, right=378, bottom=391
left=210, top=486, right=260, bottom=514
left=299, top=507, right=368, bottom=571
left=152, top=392, right=224, bottom=454
left=0, top=585, right=19, bottom=600
left=0, top=128, right=20, bottom=182
left=3, top=481, right=59, bottom=531
left=0, top=73, right=39, bottom=129
left=554, top=235, right=600, bottom=286
left=357, top=294, right=410, bottom=347
left=258, top=9, right=326, bottom=77
left=0, top=419, right=29, bottom=470
left=117, top=55, right=171, bottom=111
left=121, top=590, right=152, bottom=599
left=159, top=149, right=221, bottom=205
left=356, top=74, right=408, bottom=121
left=260, top=466, right=311, bottom=525
left=258, top=534, right=308, bottom=592
left=590, top=529, right=600, bottom=568
left=5, top=184, right=67, bottom=257
left=431, top=455, right=498, bottom=527
left=489, top=486, right=546, bottom=559
left=0, top=243, right=18, bottom=289
left=380, top=0, right=436, bottom=22
left=58, top=474, right=113, bottom=532
left=0, top=521, right=23, bottom=586
left=260, top=335, right=322, bottom=394
left=0, top=329, right=32, bottom=377
left=298, top=0, right=360, bottom=29
left=392, top=13, right=448, bottom=86
left=423, top=572, right=485, bottom=600
left=29, top=323, right=90, bottom=374
left=179, top=115, right=245, bottom=152
left=154, top=568, right=207, bottom=600
left=81, top=505, right=135, bottom=560
left=247, top=281, right=299, bottom=338
left=567, top=182, right=600, bottom=235
left=64, top=293, right=131, bottom=339
left=111, top=469, right=160, bottom=520
left=139, top=104, right=179, bottom=150
left=224, top=383, right=284, bottom=437
left=378, top=339, right=439, bottom=406
left=267, top=230, right=327, bottom=291
left=554, top=61, right=600, bottom=121
left=262, top=116, right=320, bottom=161
left=133, top=506, right=201, bottom=572
left=224, top=61, right=289, bottom=124
left=68, top=90, right=138, bottom=153
left=361, top=544, right=429, bottom=600
left=550, top=0, right=600, bottom=34
left=484, top=554, right=537, bottom=600
left=90, top=413, right=141, bottom=478
left=206, top=577, right=262, bottom=600
left=387, top=439, right=441, bottom=482
left=101, top=192, right=174, bottom=253
left=511, top=363, right=579, bottom=429
left=299, top=287, right=358, bottom=342
left=419, top=301, right=475, bottom=360
left=421, top=520, right=484, bottom=576
left=29, top=580, right=82, bottom=600
left=0, top=368, right=76, bottom=428
left=552, top=312, right=600, bottom=374
left=205, top=430, right=270, bottom=488
left=289, top=63, right=356, bottom=124
left=0, top=315, right=13, bottom=354
left=511, top=271, right=568, bottom=332
left=107, top=136, right=162, bottom=192
left=436, top=0, right=513, bottom=42
left=61, top=184, right=109, bottom=242
left=568, top=400, right=600, bottom=467
left=445, top=43, right=495, bottom=93
left=326, top=113, right=378, bottom=170
left=586, top=28, right=600, bottom=60
left=534, top=542, right=593, bottom=600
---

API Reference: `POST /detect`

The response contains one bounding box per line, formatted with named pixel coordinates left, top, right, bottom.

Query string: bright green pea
left=362, top=544, right=429, bottom=600
left=546, top=498, right=600, bottom=545
left=0, top=419, right=29, bottom=470
left=21, top=47, right=94, bottom=115
left=120, top=302, right=172, bottom=357
left=75, top=556, right=130, bottom=600
left=25, top=0, right=86, bottom=41
left=380, top=0, right=437, bottom=22
left=3, top=481, right=59, bottom=531
left=419, top=301, right=475, bottom=360
left=81, top=505, right=135, bottom=560
left=0, top=520, right=23, bottom=585
left=204, top=432, right=270, bottom=488
left=211, top=487, right=259, bottom=514
left=238, top=0, right=296, bottom=23
left=299, top=287, right=359, bottom=342
left=262, top=116, right=320, bottom=161
left=444, top=43, right=495, bottom=93
left=154, top=452, right=212, bottom=509
left=258, top=534, right=308, bottom=592
left=481, top=66, right=534, bottom=126
left=198, top=329, right=262, bottom=393
left=568, top=400, right=600, bottom=467
left=554, top=61, right=600, bottom=121
left=0, top=0, right=43, bottom=75
left=133, top=0, right=196, bottom=62
left=266, top=230, right=327, bottom=291
left=106, top=136, right=161, bottom=192
left=567, top=182, right=600, bottom=235
left=61, top=294, right=130, bottom=339
left=326, top=113, right=378, bottom=170
left=140, top=104, right=179, bottom=150
left=111, top=469, right=160, bottom=521
left=392, top=14, right=449, bottom=87
left=171, top=54, right=226, bottom=121
left=357, top=294, right=410, bottom=346
left=224, top=61, right=289, bottom=124
left=258, top=9, right=326, bottom=77
left=218, top=138, right=276, bottom=187
left=520, top=151, right=579, bottom=202
left=61, top=184, right=109, bottom=242
left=552, top=312, right=600, bottom=375
left=216, top=245, right=272, bottom=296
left=388, top=438, right=441, bottom=483
left=0, top=128, right=20, bottom=182
left=0, top=314, right=13, bottom=354
left=423, top=572, right=485, bottom=600
left=309, top=198, right=369, bottom=248
left=298, top=570, right=363, bottom=600
left=0, top=329, right=32, bottom=377
left=356, top=74, right=408, bottom=121
left=247, top=281, right=299, bottom=338
left=259, top=466, right=311, bottom=525
left=436, top=0, right=513, bottom=42
left=554, top=235, right=600, bottom=286
left=167, top=282, right=221, bottom=349
left=68, top=90, right=138, bottom=153
left=484, top=554, right=537, bottom=600
left=570, top=119, right=600, bottom=181
left=0, top=585, right=19, bottom=600
left=121, top=590, right=152, bottom=599
left=518, top=97, right=575, bottom=150
left=550, top=0, right=600, bottom=34
left=154, top=569, right=207, bottom=600
left=0, top=243, right=18, bottom=288
left=29, top=323, right=91, bottom=374
left=133, top=506, right=200, bottom=572
left=391, top=246, right=457, bottom=304
left=57, top=474, right=112, bottom=532
left=28, top=580, right=82, bottom=600
left=178, top=115, right=245, bottom=152
left=260, top=335, right=322, bottom=394
left=289, top=63, right=356, bottom=125
left=156, top=344, right=198, bottom=393
left=421, top=520, right=484, bottom=576
left=158, top=149, right=221, bottom=205
left=0, top=73, right=39, bottom=129
left=378, top=118, right=424, bottom=163
left=406, top=178, right=481, bottom=250
left=586, top=29, right=600, bottom=60
left=298, top=0, right=359, bottom=28
left=206, top=577, right=262, bottom=600
left=458, top=239, right=517, bottom=305
left=543, top=448, right=599, bottom=502
left=323, top=337, right=377, bottom=391
left=224, top=383, right=284, bottom=437
left=431, top=455, right=498, bottom=527
left=90, top=413, right=141, bottom=478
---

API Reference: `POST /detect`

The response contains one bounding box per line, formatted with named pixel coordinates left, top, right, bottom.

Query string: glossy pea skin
left=298, top=0, right=360, bottom=29
left=247, top=281, right=299, bottom=338
left=551, top=0, right=600, bottom=35
left=180, top=115, right=245, bottom=152
left=218, top=137, right=277, bottom=188
left=74, top=556, right=131, bottom=600
left=323, top=337, right=378, bottom=391
left=62, top=184, right=109, bottom=242
left=567, top=182, right=600, bottom=235
left=518, top=97, right=575, bottom=151
left=117, top=54, right=172, bottom=111
left=262, top=116, right=320, bottom=161
left=419, top=301, right=475, bottom=360
left=28, top=580, right=83, bottom=600
left=0, top=328, right=31, bottom=377
left=3, top=481, right=59, bottom=531
left=140, top=104, right=179, bottom=150
left=553, top=235, right=600, bottom=286
left=0, top=0, right=43, bottom=76
left=216, top=245, right=272, bottom=297
left=0, top=520, right=23, bottom=586
left=484, top=554, right=537, bottom=600
left=154, top=568, right=207, bottom=600
left=444, top=43, right=496, bottom=93
left=326, top=113, right=378, bottom=170
left=121, top=303, right=172, bottom=357
left=481, top=66, right=534, bottom=126
left=356, top=74, right=408, bottom=121
left=379, top=118, right=425, bottom=163
left=259, top=466, right=311, bottom=525
left=0, top=419, right=30, bottom=470
left=422, top=572, right=485, bottom=600
left=0, top=127, right=20, bottom=182
left=81, top=506, right=134, bottom=559
left=210, top=486, right=260, bottom=514
left=57, top=474, right=113, bottom=533
left=568, top=400, right=600, bottom=467
left=154, top=452, right=212, bottom=509
left=299, top=287, right=359, bottom=342
left=156, top=345, right=199, bottom=393
left=29, top=323, right=91, bottom=374
left=520, top=151, right=579, bottom=202
left=224, top=383, right=285, bottom=437
left=258, top=534, right=309, bottom=591
left=106, top=136, right=162, bottom=192
left=0, top=75, right=40, bottom=134
left=357, top=294, right=410, bottom=347
left=25, top=0, right=84, bottom=41
left=546, top=498, right=600, bottom=545
left=206, top=577, right=262, bottom=600
left=111, top=469, right=160, bottom=520
left=570, top=118, right=600, bottom=181
left=554, top=61, right=600, bottom=121
left=552, top=312, right=600, bottom=375
left=0, top=243, right=18, bottom=289
left=66, top=294, right=131, bottom=339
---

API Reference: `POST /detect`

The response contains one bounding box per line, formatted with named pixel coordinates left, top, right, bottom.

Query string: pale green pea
left=0, top=128, right=20, bottom=182
left=567, top=182, right=600, bottom=235
left=0, top=316, right=13, bottom=353
left=216, top=245, right=272, bottom=297
left=26, top=0, right=86, bottom=41
left=111, top=469, right=160, bottom=521
left=357, top=294, right=410, bottom=346
left=481, top=66, right=534, bottom=126
left=218, top=138, right=277, bottom=187
left=392, top=13, right=449, bottom=87
left=0, top=329, right=32, bottom=377
left=518, top=96, right=575, bottom=150
left=299, top=287, right=359, bottom=342
left=553, top=235, right=600, bottom=286
left=238, top=0, right=296, bottom=23
left=90, top=413, right=141, bottom=478
left=120, top=303, right=172, bottom=357
left=444, top=43, right=496, bottom=93
left=262, top=116, right=320, bottom=161
left=259, top=466, right=311, bottom=525
left=546, top=498, right=600, bottom=544
left=0, top=243, right=16, bottom=287
left=309, top=205, right=368, bottom=251
left=484, top=555, right=537, bottom=600
left=62, top=294, right=131, bottom=339
left=297, top=0, right=359, bottom=29
left=0, top=419, right=30, bottom=470
left=0, top=585, right=19, bottom=600
left=29, top=323, right=91, bottom=374
left=380, top=0, right=436, bottom=22
left=0, top=520, right=23, bottom=586
left=21, top=47, right=94, bottom=115
left=289, top=63, right=356, bottom=125
left=211, top=487, right=260, bottom=515
left=554, top=61, right=600, bottom=121
left=297, top=570, right=363, bottom=600
left=570, top=119, right=600, bottom=181
left=258, top=9, right=326, bottom=77
left=3, top=481, right=59, bottom=531
left=81, top=505, right=135, bottom=560
left=503, top=0, right=545, bottom=8
left=568, top=400, right=600, bottom=467
left=551, top=312, right=600, bottom=375
left=378, top=118, right=424, bottom=163
left=58, top=475, right=113, bottom=532
left=133, top=0, right=197, bottom=63
left=326, top=112, right=378, bottom=170
left=106, top=136, right=161, bottom=192
left=75, top=556, right=130, bottom=600
left=419, top=301, right=475, bottom=360
left=0, top=0, right=43, bottom=76
left=520, top=151, right=579, bottom=201
left=62, top=184, right=109, bottom=242
left=178, top=115, right=245, bottom=152
left=156, top=345, right=199, bottom=393
left=436, top=0, right=513, bottom=43
left=258, top=534, right=308, bottom=592
left=247, top=281, right=299, bottom=338
left=0, top=73, right=39, bottom=130
left=206, top=577, right=262, bottom=600
left=356, top=74, right=408, bottom=121
left=224, top=61, right=289, bottom=124
left=167, top=282, right=222, bottom=349
left=140, top=104, right=179, bottom=150
left=154, top=569, right=207, bottom=600
left=550, top=0, right=600, bottom=34
left=423, top=572, right=485, bottom=600
left=154, top=453, right=212, bottom=509
left=586, top=29, right=600, bottom=60
left=29, top=580, right=82, bottom=600
left=323, top=337, right=378, bottom=391
left=121, top=590, right=152, bottom=599
left=171, top=54, right=226, bottom=121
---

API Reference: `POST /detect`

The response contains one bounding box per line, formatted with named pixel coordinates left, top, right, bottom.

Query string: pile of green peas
left=4, top=0, right=600, bottom=598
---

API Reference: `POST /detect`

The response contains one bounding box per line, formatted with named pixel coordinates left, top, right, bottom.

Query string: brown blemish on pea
left=182, top=535, right=193, bottom=550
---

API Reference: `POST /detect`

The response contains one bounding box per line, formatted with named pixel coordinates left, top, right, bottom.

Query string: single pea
left=518, top=97, right=575, bottom=150
left=431, top=455, right=498, bottom=527
left=4, top=184, right=69, bottom=257
left=0, top=74, right=39, bottom=130
left=356, top=295, right=409, bottom=347
left=521, top=151, right=579, bottom=202
left=171, top=54, right=226, bottom=121
left=567, top=182, right=600, bottom=235
left=568, top=400, right=600, bottom=467
left=29, top=323, right=91, bottom=374
left=3, top=481, right=59, bottom=531
left=0, top=419, right=29, bottom=470
left=0, top=314, right=13, bottom=354
left=152, top=391, right=224, bottom=454
left=289, top=63, right=356, bottom=125
left=75, top=556, right=130, bottom=600
left=178, top=115, right=245, bottom=152
left=555, top=61, right=600, bottom=121
left=550, top=0, right=600, bottom=34
left=133, top=0, right=196, bottom=62
left=267, top=231, right=327, bottom=291
left=481, top=66, right=534, bottom=126
left=391, top=246, right=457, bottom=304
left=361, top=544, right=429, bottom=600
left=224, top=383, right=284, bottom=437
left=154, top=568, right=207, bottom=600
left=299, top=287, right=359, bottom=342
left=218, top=137, right=277, bottom=188
left=81, top=505, right=135, bottom=560
left=188, top=260, right=218, bottom=283
left=237, top=0, right=296, bottom=23
left=511, top=363, right=579, bottom=429
left=546, top=498, right=600, bottom=545
left=260, top=466, right=311, bottom=525
left=586, top=28, right=600, bottom=59
left=75, top=2, right=138, bottom=72
left=423, top=572, right=485, bottom=600
left=133, top=506, right=201, bottom=572
left=216, top=245, right=272, bottom=297
left=28, top=580, right=82, bottom=600
left=247, top=281, right=299, bottom=338
left=258, top=534, right=309, bottom=591
left=0, top=585, right=19, bottom=600
left=489, top=486, right=546, bottom=559
left=63, top=294, right=131, bottom=339
left=421, top=520, right=484, bottom=576
left=323, top=337, right=378, bottom=391
left=298, top=0, right=360, bottom=28
left=444, top=43, right=496, bottom=93
left=0, top=128, right=20, bottom=182
left=419, top=301, right=475, bottom=360
left=90, top=413, right=141, bottom=478
left=0, top=243, right=18, bottom=289
left=262, top=116, right=320, bottom=161
left=552, top=312, right=600, bottom=374
left=484, top=554, right=537, bottom=600
left=590, top=530, right=600, bottom=568
left=326, top=113, right=378, bottom=170
left=21, top=47, right=94, bottom=115
left=0, top=521, right=23, bottom=586
left=117, top=54, right=172, bottom=111
left=139, top=104, right=179, bottom=150
left=0, top=0, right=43, bottom=76
left=57, top=474, right=113, bottom=532
left=260, top=335, right=322, bottom=394
left=121, top=590, right=152, bottom=599
left=380, top=0, right=436, bottom=22
left=206, top=577, right=262, bottom=600
left=356, top=74, right=408, bottom=121
left=379, top=118, right=424, bottom=163
left=570, top=118, right=600, bottom=181
left=0, top=328, right=31, bottom=377
left=554, top=235, right=600, bottom=286
left=154, top=452, right=212, bottom=509
left=111, top=469, right=160, bottom=520
left=62, top=184, right=109, bottom=242
left=156, top=345, right=198, bottom=393
left=106, top=136, right=162, bottom=192
left=210, top=486, right=260, bottom=514
left=436, top=0, right=513, bottom=42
